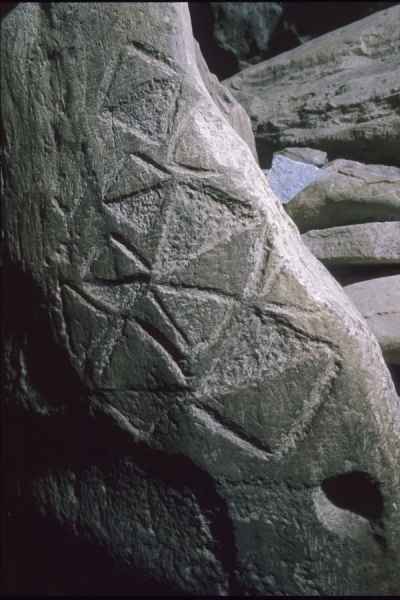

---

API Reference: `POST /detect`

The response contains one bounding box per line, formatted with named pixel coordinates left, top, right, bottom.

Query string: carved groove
left=126, top=40, right=176, bottom=72
left=62, top=282, right=111, bottom=317
left=92, top=274, right=150, bottom=287
left=103, top=180, right=167, bottom=205
left=150, top=291, right=191, bottom=348
left=133, top=316, right=187, bottom=380
left=109, top=232, right=152, bottom=270
left=191, top=405, right=273, bottom=460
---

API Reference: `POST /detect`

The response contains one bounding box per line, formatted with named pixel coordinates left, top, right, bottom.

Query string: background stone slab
left=225, top=5, right=400, bottom=168
left=345, top=275, right=400, bottom=364
left=285, top=159, right=400, bottom=233
left=302, top=221, right=400, bottom=266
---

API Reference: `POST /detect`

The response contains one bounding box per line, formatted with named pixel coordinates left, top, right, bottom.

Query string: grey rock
left=345, top=276, right=400, bottom=364
left=286, top=159, right=400, bottom=233
left=266, top=153, right=323, bottom=204
left=3, top=2, right=400, bottom=595
left=302, top=222, right=400, bottom=266
left=225, top=5, right=400, bottom=168
left=210, top=2, right=283, bottom=64
left=194, top=39, right=257, bottom=158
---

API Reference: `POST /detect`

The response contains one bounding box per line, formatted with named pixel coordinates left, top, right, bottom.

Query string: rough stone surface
left=302, top=222, right=400, bottom=266
left=285, top=159, right=400, bottom=233
left=266, top=153, right=323, bottom=204
left=345, top=276, right=400, bottom=364
left=3, top=2, right=400, bottom=595
left=225, top=5, right=400, bottom=168
left=194, top=39, right=257, bottom=158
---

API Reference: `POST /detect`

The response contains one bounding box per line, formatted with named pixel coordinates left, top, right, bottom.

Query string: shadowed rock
left=277, top=147, right=328, bottom=167
left=2, top=2, right=400, bottom=595
left=210, top=1, right=283, bottom=67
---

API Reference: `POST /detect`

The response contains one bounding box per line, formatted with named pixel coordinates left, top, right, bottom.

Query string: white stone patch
left=265, top=154, right=324, bottom=204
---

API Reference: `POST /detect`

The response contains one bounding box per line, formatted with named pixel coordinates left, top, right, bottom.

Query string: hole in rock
left=321, top=471, right=383, bottom=522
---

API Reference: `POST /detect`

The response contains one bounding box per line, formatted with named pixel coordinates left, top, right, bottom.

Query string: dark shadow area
left=267, top=2, right=398, bottom=60
left=388, top=364, right=400, bottom=395
left=326, top=264, right=400, bottom=286
left=4, top=503, right=183, bottom=596
left=322, top=471, right=383, bottom=521
left=3, top=406, right=239, bottom=594
left=0, top=2, right=18, bottom=21
left=257, top=133, right=400, bottom=171
left=189, top=2, right=239, bottom=79
left=2, top=261, right=87, bottom=411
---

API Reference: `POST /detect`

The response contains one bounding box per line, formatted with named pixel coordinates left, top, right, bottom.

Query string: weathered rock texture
left=225, top=5, right=400, bottom=168
left=286, top=159, right=400, bottom=233
left=345, top=276, right=400, bottom=365
left=2, top=2, right=400, bottom=595
left=194, top=39, right=257, bottom=158
left=302, top=222, right=400, bottom=266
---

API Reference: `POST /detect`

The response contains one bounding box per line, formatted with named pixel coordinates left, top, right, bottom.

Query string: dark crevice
left=127, top=39, right=174, bottom=70
left=61, top=281, right=112, bottom=316
left=109, top=231, right=152, bottom=270
left=133, top=316, right=187, bottom=369
left=174, top=162, right=217, bottom=175
left=151, top=290, right=192, bottom=347
left=189, top=2, right=239, bottom=80
left=103, top=181, right=166, bottom=204
left=96, top=385, right=188, bottom=394
left=326, top=264, right=400, bottom=286
left=256, top=138, right=275, bottom=170
left=388, top=363, right=400, bottom=395
left=165, top=281, right=239, bottom=303
left=92, top=273, right=151, bottom=287
left=257, top=132, right=400, bottom=171
left=4, top=264, right=88, bottom=409
left=133, top=151, right=173, bottom=176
